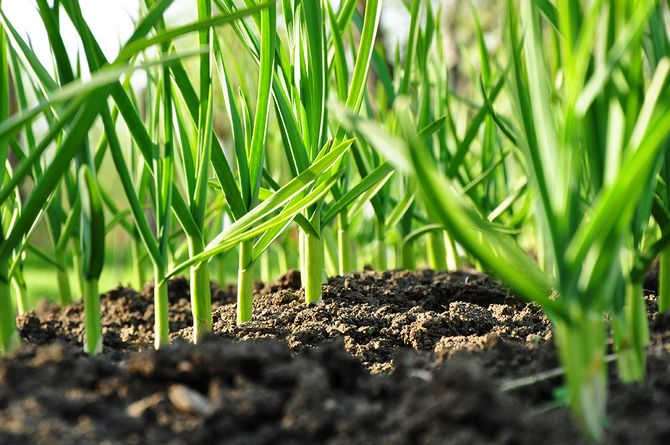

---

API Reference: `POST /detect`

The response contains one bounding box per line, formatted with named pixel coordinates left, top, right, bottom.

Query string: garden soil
left=2, top=269, right=670, bottom=444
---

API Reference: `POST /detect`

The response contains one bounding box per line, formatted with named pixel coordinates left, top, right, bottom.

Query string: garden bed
left=2, top=269, right=670, bottom=444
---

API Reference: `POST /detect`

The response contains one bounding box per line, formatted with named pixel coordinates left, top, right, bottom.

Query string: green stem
left=553, top=310, right=607, bottom=442
left=444, top=232, right=460, bottom=271
left=301, top=229, right=324, bottom=304
left=337, top=213, right=352, bottom=275
left=153, top=264, right=170, bottom=349
left=260, top=249, right=271, bottom=284
left=237, top=240, right=254, bottom=324
left=427, top=231, right=448, bottom=270
left=376, top=223, right=387, bottom=271
left=56, top=251, right=73, bottom=305
left=11, top=277, right=27, bottom=315
left=279, top=241, right=289, bottom=272
left=188, top=237, right=212, bottom=343
left=0, top=272, right=19, bottom=354
left=658, top=247, right=670, bottom=312
left=83, top=278, right=102, bottom=356
left=217, top=253, right=226, bottom=288
left=131, top=239, right=146, bottom=291
left=72, top=250, right=84, bottom=299
left=323, top=228, right=338, bottom=277
left=612, top=281, right=648, bottom=383
left=400, top=241, right=415, bottom=270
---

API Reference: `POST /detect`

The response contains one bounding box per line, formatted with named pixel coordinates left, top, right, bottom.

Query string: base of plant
left=400, top=241, right=415, bottom=269
left=337, top=227, right=352, bottom=275
left=56, top=263, right=73, bottom=306
left=0, top=277, right=20, bottom=354
left=445, top=233, right=459, bottom=271
left=189, top=260, right=212, bottom=343
left=553, top=311, right=607, bottom=442
left=153, top=269, right=170, bottom=349
left=300, top=229, right=324, bottom=305
left=12, top=278, right=28, bottom=315
left=612, top=283, right=649, bottom=383
left=83, top=279, right=102, bottom=356
left=427, top=231, right=448, bottom=270
left=337, top=213, right=352, bottom=275
left=237, top=240, right=254, bottom=324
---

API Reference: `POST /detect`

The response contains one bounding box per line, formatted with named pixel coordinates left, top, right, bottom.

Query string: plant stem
left=82, top=278, right=102, bottom=356
left=279, top=244, right=289, bottom=273
left=301, top=228, right=324, bottom=304
left=323, top=228, right=338, bottom=277
left=188, top=237, right=212, bottom=343
left=217, top=253, right=226, bottom=289
left=0, top=265, right=19, bottom=354
left=553, top=310, right=607, bottom=442
left=400, top=241, right=415, bottom=269
left=427, top=231, right=448, bottom=270
left=72, top=250, right=84, bottom=299
left=376, top=222, right=387, bottom=271
left=337, top=213, right=351, bottom=275
left=612, top=281, right=648, bottom=383
left=56, top=251, right=73, bottom=305
left=131, top=239, right=146, bottom=291
left=445, top=232, right=460, bottom=270
left=11, top=277, right=27, bottom=315
left=260, top=249, right=271, bottom=284
left=658, top=247, right=670, bottom=312
left=237, top=239, right=254, bottom=324
left=153, top=264, right=169, bottom=349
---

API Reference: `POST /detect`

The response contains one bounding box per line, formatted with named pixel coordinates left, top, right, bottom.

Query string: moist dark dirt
left=2, top=269, right=669, bottom=444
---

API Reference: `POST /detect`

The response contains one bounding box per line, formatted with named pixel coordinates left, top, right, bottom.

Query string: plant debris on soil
left=2, top=269, right=670, bottom=444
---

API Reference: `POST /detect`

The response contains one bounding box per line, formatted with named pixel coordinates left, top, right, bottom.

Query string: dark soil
left=1, top=269, right=669, bottom=444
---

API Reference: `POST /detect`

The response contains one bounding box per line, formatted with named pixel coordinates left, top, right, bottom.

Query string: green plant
left=0, top=3, right=19, bottom=353
left=281, top=0, right=383, bottom=303
left=3, top=2, right=670, bottom=441
left=214, top=1, right=276, bottom=324
left=0, top=0, right=271, bottom=351
left=78, top=164, right=105, bottom=355
left=64, top=0, right=274, bottom=345
left=339, top=2, right=670, bottom=439
left=646, top=2, right=670, bottom=314
left=210, top=0, right=384, bottom=304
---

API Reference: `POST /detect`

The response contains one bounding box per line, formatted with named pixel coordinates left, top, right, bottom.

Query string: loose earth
left=2, top=269, right=669, bottom=444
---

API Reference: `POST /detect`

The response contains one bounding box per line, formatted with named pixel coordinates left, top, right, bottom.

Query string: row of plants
left=2, top=0, right=670, bottom=441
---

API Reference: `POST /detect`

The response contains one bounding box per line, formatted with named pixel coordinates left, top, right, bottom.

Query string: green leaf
left=323, top=162, right=395, bottom=226
left=214, top=37, right=250, bottom=206
left=0, top=94, right=109, bottom=265
left=116, top=2, right=274, bottom=63
left=79, top=164, right=105, bottom=280
left=327, top=1, right=349, bottom=100
left=0, top=50, right=203, bottom=145
left=386, top=192, right=415, bottom=229
left=247, top=3, right=276, bottom=203
left=166, top=139, right=354, bottom=277
left=403, top=223, right=444, bottom=246
left=336, top=104, right=562, bottom=317
left=344, top=0, right=382, bottom=113
left=567, top=60, right=670, bottom=284
left=102, top=108, right=162, bottom=266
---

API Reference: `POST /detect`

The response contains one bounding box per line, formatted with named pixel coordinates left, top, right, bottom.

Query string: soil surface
left=1, top=269, right=669, bottom=444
